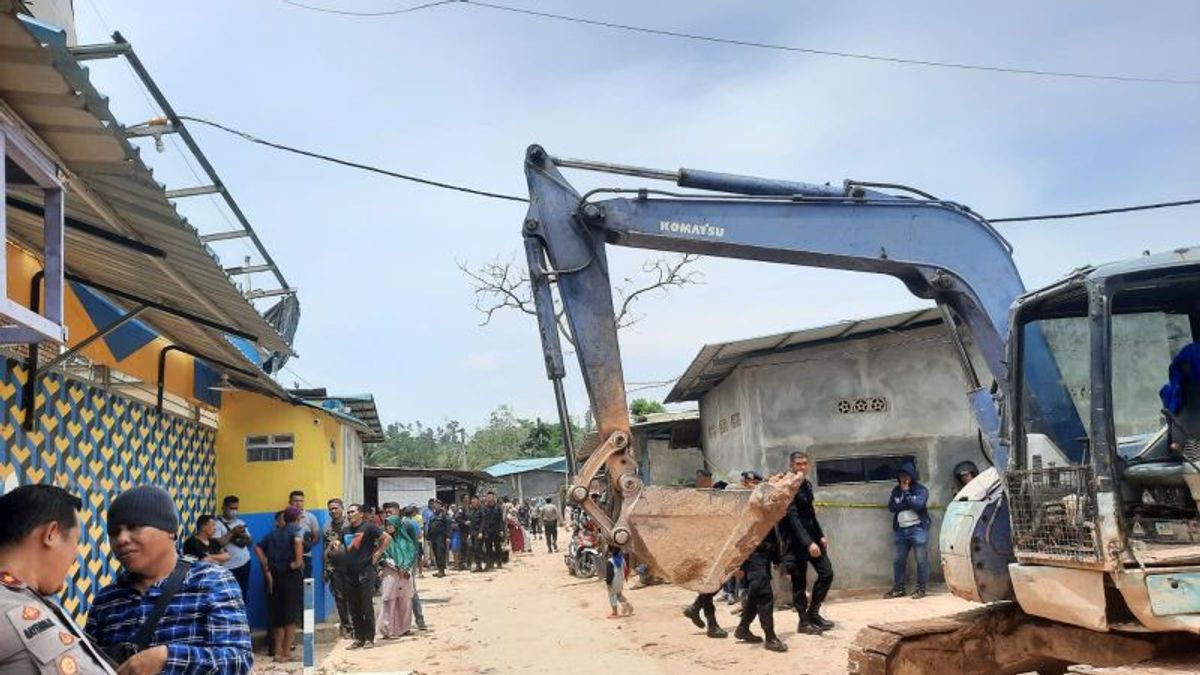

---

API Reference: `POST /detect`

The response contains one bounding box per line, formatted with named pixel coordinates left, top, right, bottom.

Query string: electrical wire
left=280, top=0, right=458, bottom=17
left=463, top=1, right=1199, bottom=85
left=177, top=117, right=1200, bottom=221
left=177, top=116, right=529, bottom=203
left=279, top=0, right=1200, bottom=85
left=990, top=198, right=1200, bottom=223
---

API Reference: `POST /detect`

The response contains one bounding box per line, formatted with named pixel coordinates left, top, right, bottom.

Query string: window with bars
left=246, top=434, right=295, bottom=462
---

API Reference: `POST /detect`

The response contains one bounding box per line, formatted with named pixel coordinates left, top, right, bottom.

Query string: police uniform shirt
left=0, top=572, right=113, bottom=675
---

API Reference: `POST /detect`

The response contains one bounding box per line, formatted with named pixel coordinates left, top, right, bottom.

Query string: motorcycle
left=564, top=526, right=600, bottom=578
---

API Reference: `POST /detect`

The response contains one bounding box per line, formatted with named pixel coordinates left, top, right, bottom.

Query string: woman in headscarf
left=377, top=514, right=418, bottom=639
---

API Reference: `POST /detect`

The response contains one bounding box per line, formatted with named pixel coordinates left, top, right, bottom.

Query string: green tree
left=630, top=398, right=666, bottom=418
left=368, top=420, right=465, bottom=468
left=370, top=406, right=587, bottom=471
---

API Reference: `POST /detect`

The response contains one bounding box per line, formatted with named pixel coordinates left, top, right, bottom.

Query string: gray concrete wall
left=496, top=470, right=566, bottom=501
left=699, top=324, right=989, bottom=590
left=644, top=438, right=705, bottom=486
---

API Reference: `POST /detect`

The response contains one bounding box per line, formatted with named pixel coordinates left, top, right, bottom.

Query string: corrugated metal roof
left=484, top=457, right=568, bottom=478
left=1, top=9, right=292, bottom=397
left=664, top=307, right=943, bottom=403
left=304, top=394, right=384, bottom=443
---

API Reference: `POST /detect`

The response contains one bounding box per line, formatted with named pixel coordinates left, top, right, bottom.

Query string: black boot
left=883, top=585, right=906, bottom=599
left=807, top=606, right=835, bottom=630
left=733, top=624, right=762, bottom=643
left=797, top=614, right=824, bottom=635
left=682, top=605, right=705, bottom=629
left=764, top=636, right=788, bottom=652
left=911, top=585, right=926, bottom=599
left=706, top=623, right=728, bottom=639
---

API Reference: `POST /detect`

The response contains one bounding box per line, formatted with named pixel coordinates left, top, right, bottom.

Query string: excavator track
left=847, top=603, right=1195, bottom=675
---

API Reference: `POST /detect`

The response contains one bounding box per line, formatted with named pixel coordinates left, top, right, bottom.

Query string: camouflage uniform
left=0, top=571, right=113, bottom=675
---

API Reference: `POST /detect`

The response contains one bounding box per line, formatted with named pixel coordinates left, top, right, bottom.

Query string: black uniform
left=426, top=512, right=452, bottom=576
left=468, top=507, right=485, bottom=571
left=783, top=479, right=834, bottom=628
left=736, top=527, right=782, bottom=641
left=454, top=508, right=473, bottom=570
left=480, top=504, right=506, bottom=569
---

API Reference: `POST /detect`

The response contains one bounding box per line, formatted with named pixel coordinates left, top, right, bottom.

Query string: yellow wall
left=5, top=242, right=205, bottom=407
left=214, top=389, right=345, bottom=513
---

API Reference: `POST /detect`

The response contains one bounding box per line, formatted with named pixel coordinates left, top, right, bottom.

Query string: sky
left=64, top=0, right=1200, bottom=431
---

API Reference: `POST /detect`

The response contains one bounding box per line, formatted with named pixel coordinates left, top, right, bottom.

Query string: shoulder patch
left=57, top=654, right=79, bottom=675
left=0, top=572, right=21, bottom=588
left=22, top=606, right=41, bottom=621
left=58, top=632, right=75, bottom=646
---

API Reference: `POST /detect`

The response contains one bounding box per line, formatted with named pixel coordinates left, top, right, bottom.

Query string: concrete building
left=630, top=411, right=705, bottom=487
left=485, top=457, right=567, bottom=501
left=666, top=308, right=987, bottom=590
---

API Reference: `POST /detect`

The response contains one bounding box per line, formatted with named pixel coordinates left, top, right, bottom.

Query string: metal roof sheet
left=302, top=394, right=384, bottom=443
left=1, top=9, right=292, bottom=398
left=484, top=457, right=568, bottom=478
left=664, top=307, right=943, bottom=403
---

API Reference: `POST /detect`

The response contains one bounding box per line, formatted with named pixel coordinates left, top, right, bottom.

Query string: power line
left=461, top=1, right=1199, bottom=85
left=990, top=198, right=1200, bottom=223
left=177, top=116, right=529, bottom=203
left=284, top=0, right=1200, bottom=86
left=280, top=0, right=457, bottom=17
left=176, top=117, right=1200, bottom=222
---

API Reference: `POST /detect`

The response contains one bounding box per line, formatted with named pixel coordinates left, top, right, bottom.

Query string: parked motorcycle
left=564, top=526, right=600, bottom=578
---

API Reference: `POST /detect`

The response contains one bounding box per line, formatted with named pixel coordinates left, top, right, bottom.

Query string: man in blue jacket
left=884, top=460, right=931, bottom=599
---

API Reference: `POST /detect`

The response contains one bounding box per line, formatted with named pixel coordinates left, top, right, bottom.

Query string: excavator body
left=519, top=144, right=1200, bottom=670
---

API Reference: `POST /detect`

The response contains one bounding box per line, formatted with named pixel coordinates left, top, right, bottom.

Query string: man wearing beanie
left=86, top=486, right=252, bottom=675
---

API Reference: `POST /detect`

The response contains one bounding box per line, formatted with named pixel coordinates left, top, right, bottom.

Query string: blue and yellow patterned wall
left=0, top=357, right=216, bottom=623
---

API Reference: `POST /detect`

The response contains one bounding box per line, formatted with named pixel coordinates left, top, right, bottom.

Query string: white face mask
left=227, top=509, right=238, bottom=519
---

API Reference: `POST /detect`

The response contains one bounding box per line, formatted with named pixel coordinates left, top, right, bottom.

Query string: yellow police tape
left=814, top=501, right=945, bottom=512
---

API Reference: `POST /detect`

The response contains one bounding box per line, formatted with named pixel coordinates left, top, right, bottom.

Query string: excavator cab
left=1004, top=254, right=1200, bottom=633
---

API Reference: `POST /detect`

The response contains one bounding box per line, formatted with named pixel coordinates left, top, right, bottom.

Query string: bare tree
left=458, top=253, right=703, bottom=347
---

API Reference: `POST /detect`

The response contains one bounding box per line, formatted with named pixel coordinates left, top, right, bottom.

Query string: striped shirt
left=84, top=560, right=252, bottom=675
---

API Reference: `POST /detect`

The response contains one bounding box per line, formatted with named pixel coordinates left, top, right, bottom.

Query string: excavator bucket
left=626, top=472, right=803, bottom=593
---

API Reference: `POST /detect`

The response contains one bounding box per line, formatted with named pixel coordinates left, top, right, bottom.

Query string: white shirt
left=213, top=515, right=251, bottom=569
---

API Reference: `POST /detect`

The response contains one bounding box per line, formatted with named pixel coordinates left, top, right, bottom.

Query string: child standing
left=606, top=547, right=634, bottom=618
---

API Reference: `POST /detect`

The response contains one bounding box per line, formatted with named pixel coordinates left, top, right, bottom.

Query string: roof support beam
left=29, top=269, right=261, bottom=343
left=157, top=344, right=259, bottom=413
left=108, top=32, right=291, bottom=291
left=200, top=230, right=249, bottom=243
left=224, top=264, right=273, bottom=275
left=244, top=287, right=297, bottom=300
left=6, top=196, right=167, bottom=258
left=165, top=185, right=221, bottom=199
left=21, top=303, right=150, bottom=431
left=67, top=42, right=132, bottom=61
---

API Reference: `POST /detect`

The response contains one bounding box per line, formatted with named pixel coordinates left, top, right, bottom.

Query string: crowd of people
left=0, top=458, right=965, bottom=671
left=317, top=491, right=565, bottom=650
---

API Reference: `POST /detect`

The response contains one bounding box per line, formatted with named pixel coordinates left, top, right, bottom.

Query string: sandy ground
left=316, top=544, right=976, bottom=675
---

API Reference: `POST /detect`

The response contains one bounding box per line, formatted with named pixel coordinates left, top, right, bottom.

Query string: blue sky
left=68, top=1, right=1199, bottom=430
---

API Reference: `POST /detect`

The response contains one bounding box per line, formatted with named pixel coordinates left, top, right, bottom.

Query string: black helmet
left=953, top=460, right=979, bottom=479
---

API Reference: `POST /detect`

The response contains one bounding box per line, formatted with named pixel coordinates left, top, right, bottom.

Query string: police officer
left=733, top=472, right=787, bottom=653
left=0, top=485, right=114, bottom=675
left=784, top=451, right=835, bottom=635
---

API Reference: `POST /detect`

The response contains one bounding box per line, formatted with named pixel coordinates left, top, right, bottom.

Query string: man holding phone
left=212, top=497, right=251, bottom=600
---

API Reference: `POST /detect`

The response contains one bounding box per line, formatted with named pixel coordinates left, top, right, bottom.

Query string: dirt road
left=319, top=544, right=974, bottom=675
